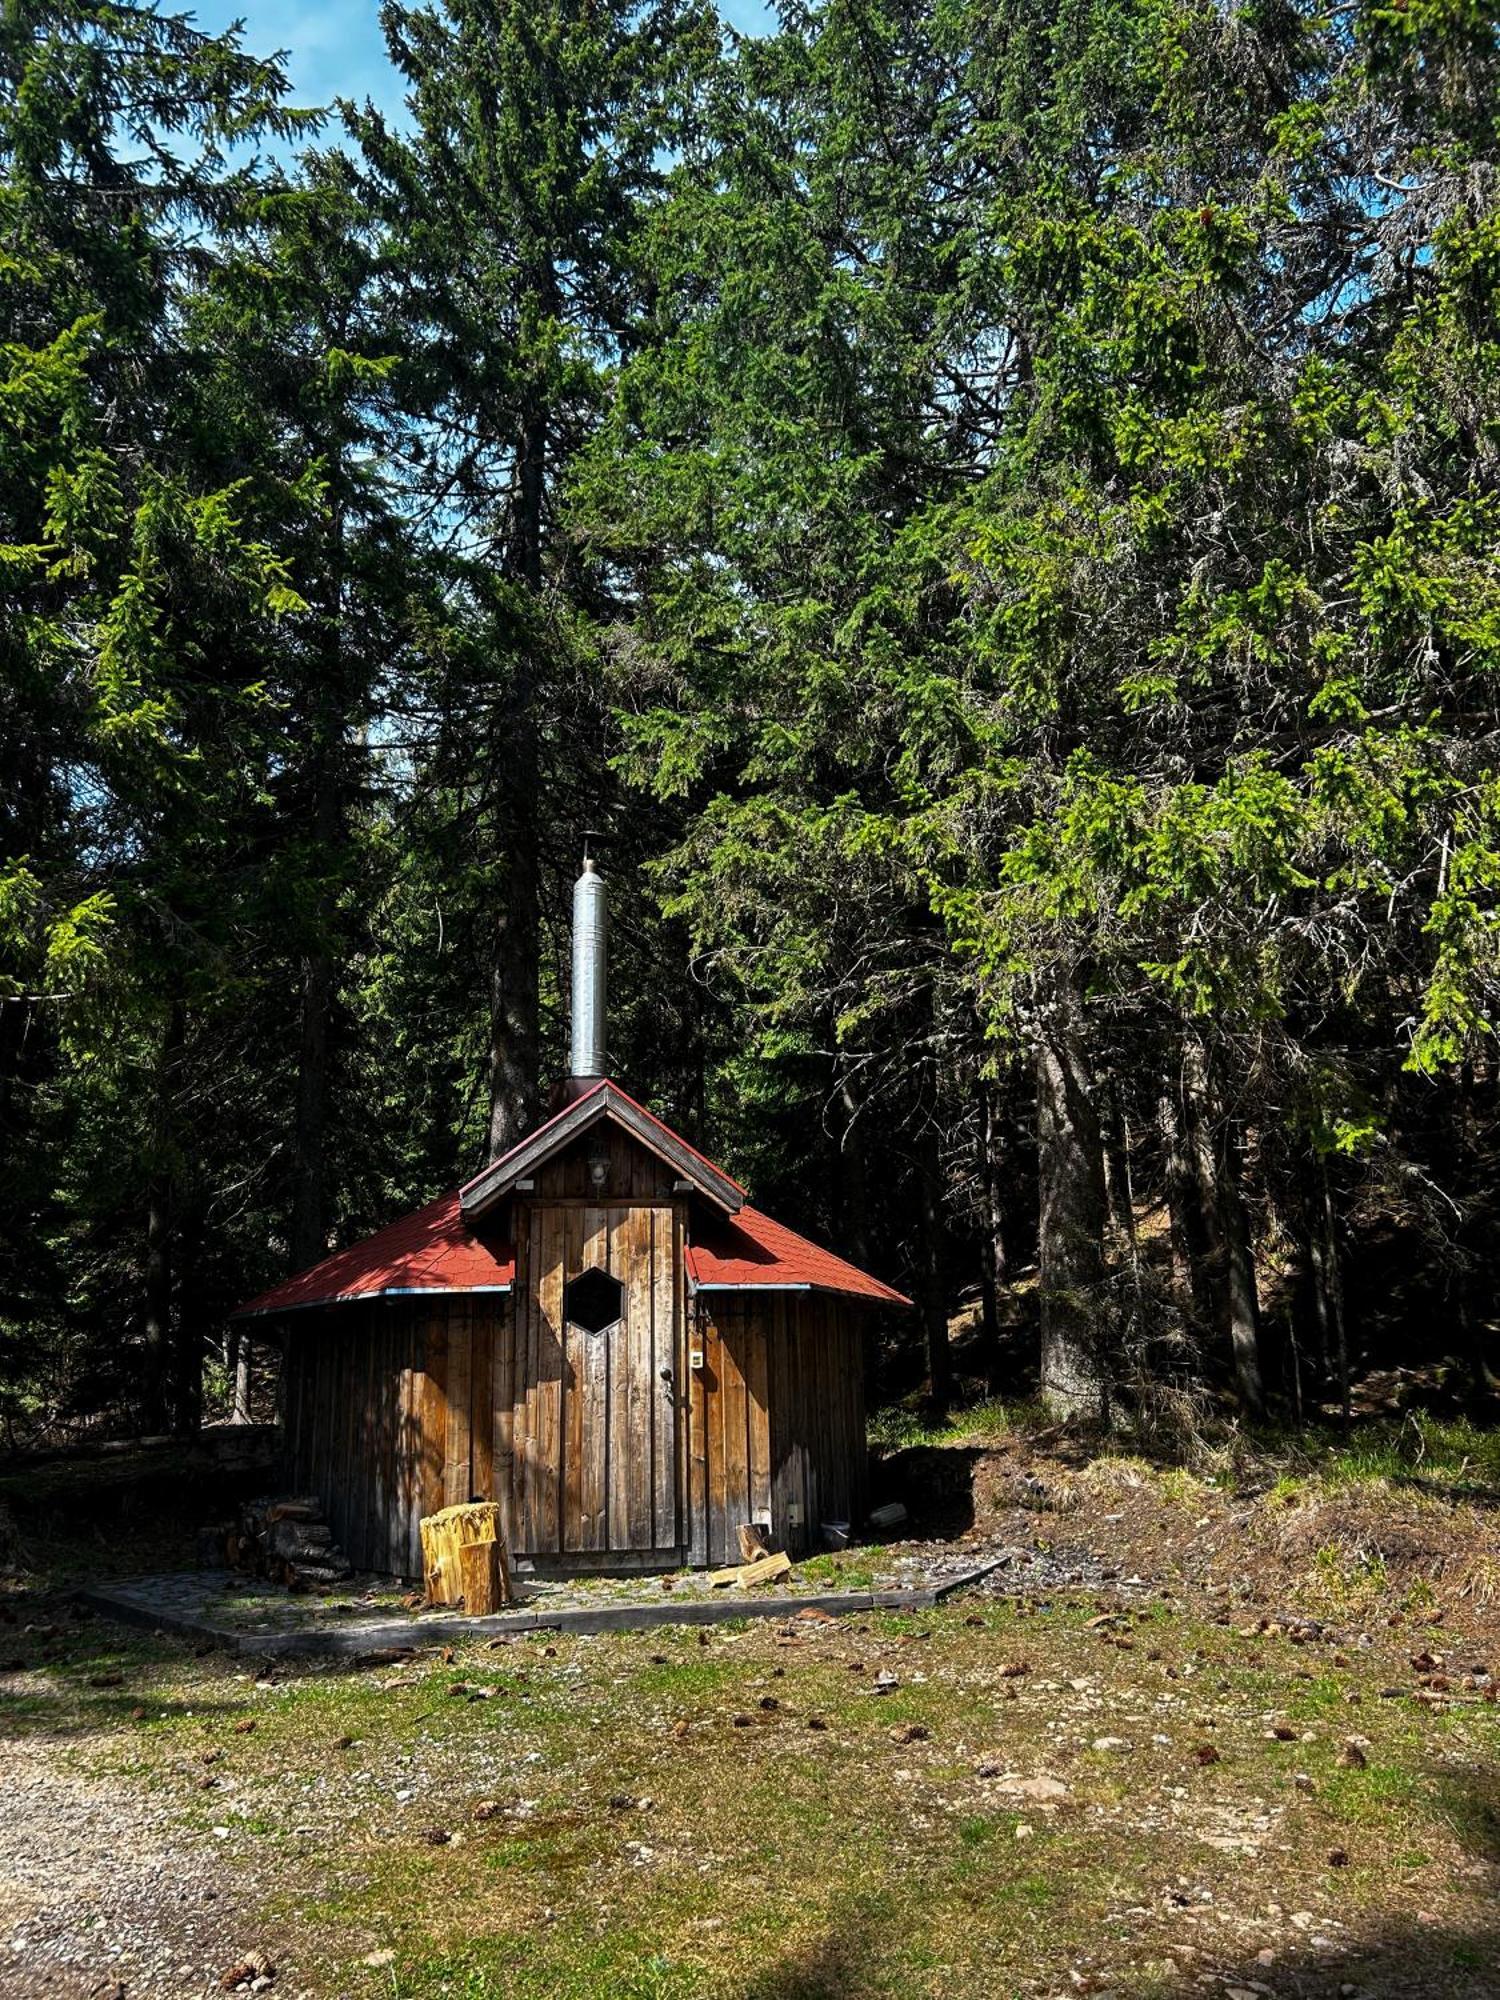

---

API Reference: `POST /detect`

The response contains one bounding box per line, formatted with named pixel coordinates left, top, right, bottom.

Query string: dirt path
left=0, top=1731, right=279, bottom=2000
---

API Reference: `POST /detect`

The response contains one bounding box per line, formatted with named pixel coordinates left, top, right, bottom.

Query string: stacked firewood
left=229, top=1495, right=352, bottom=1591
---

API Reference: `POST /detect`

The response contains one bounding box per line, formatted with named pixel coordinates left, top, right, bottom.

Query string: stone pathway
left=76, top=1521, right=1168, bottom=1660
left=79, top=1559, right=1002, bottom=1658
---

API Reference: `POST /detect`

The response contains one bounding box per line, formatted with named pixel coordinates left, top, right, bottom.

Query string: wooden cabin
left=233, top=864, right=907, bottom=1578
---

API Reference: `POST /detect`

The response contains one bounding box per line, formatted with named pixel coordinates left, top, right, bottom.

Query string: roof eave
left=689, top=1279, right=911, bottom=1307
left=231, top=1280, right=514, bottom=1320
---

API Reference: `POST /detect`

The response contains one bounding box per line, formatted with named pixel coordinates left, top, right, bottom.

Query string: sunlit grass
left=867, top=1396, right=1044, bottom=1453
left=9, top=1591, right=1498, bottom=1998
left=869, top=1394, right=1500, bottom=1502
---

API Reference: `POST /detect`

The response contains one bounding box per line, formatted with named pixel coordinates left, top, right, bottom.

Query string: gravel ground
left=0, top=1728, right=277, bottom=2000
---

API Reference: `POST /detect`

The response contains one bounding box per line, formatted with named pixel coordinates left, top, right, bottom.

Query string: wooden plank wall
left=279, top=1180, right=867, bottom=1574
left=532, top=1126, right=682, bottom=1201
left=693, top=1292, right=867, bottom=1563
left=282, top=1293, right=508, bottom=1581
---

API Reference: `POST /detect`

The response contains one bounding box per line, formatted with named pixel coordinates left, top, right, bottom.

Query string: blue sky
left=191, top=0, right=777, bottom=125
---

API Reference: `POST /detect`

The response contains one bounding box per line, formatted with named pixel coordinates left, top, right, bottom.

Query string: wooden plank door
left=587, top=1202, right=682, bottom=1554
left=513, top=1199, right=684, bottom=1558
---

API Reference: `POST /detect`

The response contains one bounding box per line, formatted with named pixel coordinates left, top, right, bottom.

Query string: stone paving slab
left=78, top=1561, right=1004, bottom=1658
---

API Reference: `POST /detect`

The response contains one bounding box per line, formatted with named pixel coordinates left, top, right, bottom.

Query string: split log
left=268, top=1520, right=333, bottom=1561
left=737, top=1523, right=772, bottom=1563
left=284, top=1560, right=350, bottom=1592
left=457, top=1539, right=511, bottom=1615
left=230, top=1495, right=350, bottom=1588
left=708, top=1550, right=793, bottom=1589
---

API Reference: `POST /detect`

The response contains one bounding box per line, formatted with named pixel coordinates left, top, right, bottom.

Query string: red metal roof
left=235, top=1091, right=908, bottom=1317
left=234, top=1191, right=514, bottom=1318
left=685, top=1203, right=911, bottom=1305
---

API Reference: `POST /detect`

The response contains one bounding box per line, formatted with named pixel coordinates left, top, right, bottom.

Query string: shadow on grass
left=1435, top=1763, right=1500, bottom=1867
left=0, top=1432, right=278, bottom=1591
left=870, top=1444, right=984, bottom=1537
left=0, top=1684, right=257, bottom=1742
left=0, top=1597, right=249, bottom=1743
left=728, top=1913, right=1500, bottom=2000
left=731, top=1900, right=912, bottom=2000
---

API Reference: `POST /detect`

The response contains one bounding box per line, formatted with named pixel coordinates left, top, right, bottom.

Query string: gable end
left=460, top=1080, right=743, bottom=1219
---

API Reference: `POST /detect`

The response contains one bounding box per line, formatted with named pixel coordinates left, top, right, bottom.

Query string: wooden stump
left=420, top=1501, right=509, bottom=1610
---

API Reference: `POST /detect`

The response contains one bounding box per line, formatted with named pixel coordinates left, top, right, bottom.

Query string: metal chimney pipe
left=570, top=854, right=607, bottom=1077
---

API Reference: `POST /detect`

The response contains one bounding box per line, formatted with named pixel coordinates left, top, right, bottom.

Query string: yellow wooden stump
left=420, top=1501, right=510, bottom=1610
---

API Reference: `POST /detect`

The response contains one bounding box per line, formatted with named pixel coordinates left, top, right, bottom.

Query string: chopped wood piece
left=230, top=1494, right=351, bottom=1589
left=737, top=1523, right=772, bottom=1563
left=739, top=1550, right=791, bottom=1587
left=708, top=1550, right=793, bottom=1589
left=458, top=1538, right=511, bottom=1616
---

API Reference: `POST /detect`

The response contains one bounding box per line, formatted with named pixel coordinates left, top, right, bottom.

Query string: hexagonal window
left=564, top=1265, right=625, bottom=1335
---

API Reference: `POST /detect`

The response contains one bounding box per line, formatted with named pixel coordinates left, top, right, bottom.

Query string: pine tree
left=339, top=0, right=712, bottom=1159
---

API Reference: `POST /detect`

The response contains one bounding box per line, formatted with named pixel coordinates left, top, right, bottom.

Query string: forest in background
left=4, top=0, right=1499, bottom=1447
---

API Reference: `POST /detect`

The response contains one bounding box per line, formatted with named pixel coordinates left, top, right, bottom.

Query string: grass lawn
left=5, top=1581, right=1498, bottom=1997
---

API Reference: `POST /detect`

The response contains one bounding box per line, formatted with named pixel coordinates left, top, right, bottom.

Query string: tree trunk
left=1181, top=1043, right=1264, bottom=1415
left=1221, top=1137, right=1265, bottom=1417
left=292, top=499, right=351, bottom=1267
left=976, top=1078, right=1008, bottom=1390
left=1160, top=1076, right=1213, bottom=1320
left=485, top=709, right=541, bottom=1157
left=836, top=1076, right=872, bottom=1274
left=1034, top=972, right=1110, bottom=1421
left=916, top=1125, right=952, bottom=1417
left=1449, top=1068, right=1498, bottom=1406
left=171, top=1199, right=205, bottom=1438
left=142, top=1181, right=173, bottom=1434
left=1319, top=1159, right=1350, bottom=1426
left=836, top=1077, right=881, bottom=1407
left=291, top=940, right=333, bottom=1269
left=141, top=1002, right=185, bottom=1433
left=230, top=1326, right=252, bottom=1423
left=1100, top=1080, right=1132, bottom=1249
left=486, top=390, right=548, bottom=1159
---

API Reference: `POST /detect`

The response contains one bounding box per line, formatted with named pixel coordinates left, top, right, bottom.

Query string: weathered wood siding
left=531, top=1124, right=683, bottom=1201
left=691, top=1291, right=867, bottom=1564
left=280, top=1294, right=505, bottom=1578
